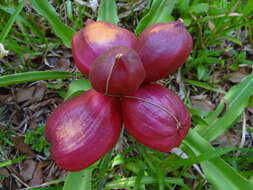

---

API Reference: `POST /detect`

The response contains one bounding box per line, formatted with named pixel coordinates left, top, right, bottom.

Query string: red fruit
left=45, top=90, right=122, bottom=171
left=71, top=21, right=137, bottom=76
left=122, top=84, right=191, bottom=152
left=136, top=21, right=193, bottom=82
left=89, top=46, right=145, bottom=95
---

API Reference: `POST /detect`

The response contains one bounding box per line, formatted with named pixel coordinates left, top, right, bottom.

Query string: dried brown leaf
left=229, top=72, right=248, bottom=83
left=0, top=168, right=10, bottom=177
left=54, top=58, right=71, bottom=71
left=191, top=100, right=214, bottom=112
left=32, top=84, right=46, bottom=102
left=12, top=136, right=35, bottom=157
left=229, top=68, right=249, bottom=83
left=20, top=159, right=36, bottom=181
left=215, top=131, right=241, bottom=148
left=16, top=87, right=36, bottom=103
left=29, top=162, right=43, bottom=186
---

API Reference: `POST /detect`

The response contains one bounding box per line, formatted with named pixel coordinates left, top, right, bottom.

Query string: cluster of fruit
left=45, top=20, right=193, bottom=171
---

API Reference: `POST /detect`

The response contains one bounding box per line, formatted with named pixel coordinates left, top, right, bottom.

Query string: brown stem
left=105, top=53, right=124, bottom=95
left=123, top=95, right=181, bottom=129
left=106, top=94, right=182, bottom=129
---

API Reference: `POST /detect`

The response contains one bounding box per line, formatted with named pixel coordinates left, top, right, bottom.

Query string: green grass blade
left=30, top=187, right=62, bottom=190
left=135, top=0, right=176, bottom=35
left=184, top=79, right=226, bottom=94
left=0, top=155, right=27, bottom=168
left=243, top=0, right=253, bottom=16
left=166, top=147, right=253, bottom=168
left=97, top=151, right=112, bottom=180
left=0, top=0, right=27, bottom=43
left=0, top=71, right=75, bottom=87
left=138, top=146, right=157, bottom=174
left=63, top=168, right=93, bottom=190
left=183, top=130, right=253, bottom=190
left=66, top=0, right=74, bottom=22
left=196, top=72, right=253, bottom=141
left=97, top=0, right=119, bottom=25
left=30, top=0, right=75, bottom=47
left=0, top=5, right=45, bottom=39
left=29, top=179, right=65, bottom=189
left=220, top=19, right=253, bottom=37
left=104, top=176, right=188, bottom=189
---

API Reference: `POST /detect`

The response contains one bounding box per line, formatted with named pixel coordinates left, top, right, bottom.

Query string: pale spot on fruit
left=115, top=53, right=124, bottom=59
left=85, top=22, right=119, bottom=44
left=56, top=119, right=85, bottom=152
left=150, top=24, right=173, bottom=34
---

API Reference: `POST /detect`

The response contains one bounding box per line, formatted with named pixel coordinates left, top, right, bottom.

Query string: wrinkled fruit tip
left=85, top=19, right=95, bottom=26
left=90, top=46, right=145, bottom=95
left=175, top=19, right=186, bottom=29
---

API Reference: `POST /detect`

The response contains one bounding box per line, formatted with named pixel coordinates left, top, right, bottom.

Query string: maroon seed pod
left=136, top=21, right=193, bottom=82
left=45, top=90, right=122, bottom=171
left=89, top=46, right=146, bottom=95
left=122, top=84, right=191, bottom=152
left=71, top=21, right=137, bottom=76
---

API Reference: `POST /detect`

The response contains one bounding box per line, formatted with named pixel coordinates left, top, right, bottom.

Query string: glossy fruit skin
left=71, top=21, right=137, bottom=76
left=122, top=84, right=191, bottom=152
left=45, top=90, right=122, bottom=171
left=90, top=46, right=145, bottom=95
left=136, top=21, right=193, bottom=82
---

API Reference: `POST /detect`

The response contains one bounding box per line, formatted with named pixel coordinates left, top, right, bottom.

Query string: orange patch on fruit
left=56, top=120, right=85, bottom=152
left=150, top=24, right=173, bottom=34
left=84, top=22, right=119, bottom=44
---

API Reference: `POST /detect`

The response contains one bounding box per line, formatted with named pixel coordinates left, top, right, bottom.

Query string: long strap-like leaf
left=196, top=72, right=253, bottom=141
left=183, top=130, right=253, bottom=190
left=0, top=0, right=27, bottom=43
left=30, top=0, right=75, bottom=48
left=63, top=168, right=93, bottom=190
left=97, top=0, right=119, bottom=25
left=135, top=0, right=176, bottom=35
left=0, top=71, right=75, bottom=87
